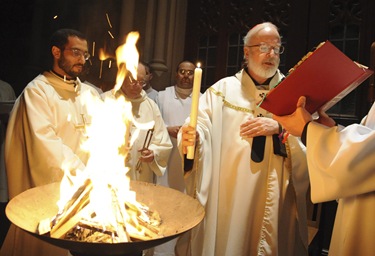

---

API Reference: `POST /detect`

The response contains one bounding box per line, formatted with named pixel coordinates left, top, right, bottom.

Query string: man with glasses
left=1, top=28, right=101, bottom=256
left=102, top=62, right=172, bottom=185
left=157, top=60, right=199, bottom=192
left=179, top=22, right=309, bottom=255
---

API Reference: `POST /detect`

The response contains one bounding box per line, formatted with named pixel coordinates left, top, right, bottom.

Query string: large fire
left=38, top=31, right=161, bottom=243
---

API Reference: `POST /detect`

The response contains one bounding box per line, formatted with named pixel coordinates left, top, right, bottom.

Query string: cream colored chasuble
left=2, top=71, right=100, bottom=256
left=179, top=70, right=309, bottom=256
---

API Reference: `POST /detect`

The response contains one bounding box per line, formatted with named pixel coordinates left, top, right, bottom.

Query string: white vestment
left=157, top=86, right=198, bottom=192
left=102, top=90, right=172, bottom=184
left=307, top=103, right=375, bottom=256
left=155, top=86, right=199, bottom=256
left=1, top=71, right=100, bottom=256
left=178, top=70, right=309, bottom=256
left=145, top=86, right=159, bottom=104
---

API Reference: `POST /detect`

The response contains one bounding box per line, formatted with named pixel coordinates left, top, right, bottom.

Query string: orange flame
left=99, top=48, right=110, bottom=61
left=55, top=32, right=144, bottom=242
left=114, top=31, right=140, bottom=93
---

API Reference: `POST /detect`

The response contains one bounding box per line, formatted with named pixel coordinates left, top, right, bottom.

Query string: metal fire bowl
left=6, top=181, right=205, bottom=256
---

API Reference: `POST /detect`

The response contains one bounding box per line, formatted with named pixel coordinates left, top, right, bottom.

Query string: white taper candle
left=187, top=63, right=202, bottom=159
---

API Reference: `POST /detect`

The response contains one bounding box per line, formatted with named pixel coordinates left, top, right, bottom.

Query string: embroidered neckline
left=209, top=87, right=255, bottom=114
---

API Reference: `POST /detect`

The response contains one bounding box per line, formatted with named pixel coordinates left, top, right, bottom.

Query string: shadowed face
left=176, top=61, right=195, bottom=89
left=121, top=63, right=147, bottom=99
left=54, top=36, right=89, bottom=79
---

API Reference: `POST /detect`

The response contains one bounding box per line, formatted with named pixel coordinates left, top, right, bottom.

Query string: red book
left=258, top=41, right=373, bottom=115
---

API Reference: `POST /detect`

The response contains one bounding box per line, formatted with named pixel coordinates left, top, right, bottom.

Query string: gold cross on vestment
left=74, top=114, right=90, bottom=130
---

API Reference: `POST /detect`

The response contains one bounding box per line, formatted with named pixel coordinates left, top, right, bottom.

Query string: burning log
left=7, top=181, right=205, bottom=256
left=6, top=30, right=205, bottom=256
left=38, top=178, right=162, bottom=243
left=50, top=179, right=93, bottom=238
left=51, top=204, right=92, bottom=239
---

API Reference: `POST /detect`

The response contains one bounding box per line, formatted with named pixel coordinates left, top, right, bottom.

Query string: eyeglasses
left=64, top=48, right=91, bottom=60
left=178, top=69, right=194, bottom=76
left=129, top=77, right=146, bottom=87
left=246, top=43, right=285, bottom=55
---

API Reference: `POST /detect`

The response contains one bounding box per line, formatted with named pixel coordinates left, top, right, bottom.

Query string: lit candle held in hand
left=187, top=63, right=202, bottom=159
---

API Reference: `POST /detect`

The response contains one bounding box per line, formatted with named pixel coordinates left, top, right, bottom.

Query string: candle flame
left=197, top=62, right=201, bottom=68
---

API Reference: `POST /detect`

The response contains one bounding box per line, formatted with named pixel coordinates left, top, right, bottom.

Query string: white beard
left=248, top=57, right=279, bottom=79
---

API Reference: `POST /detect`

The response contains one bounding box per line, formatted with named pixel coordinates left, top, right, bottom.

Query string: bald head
left=243, top=22, right=282, bottom=84
left=243, top=22, right=281, bottom=46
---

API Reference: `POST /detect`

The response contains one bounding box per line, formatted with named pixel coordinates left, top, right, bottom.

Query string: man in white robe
left=1, top=29, right=100, bottom=256
left=157, top=61, right=200, bottom=192
left=155, top=61, right=200, bottom=256
left=102, top=62, right=172, bottom=184
left=179, top=22, right=309, bottom=256
left=274, top=95, right=375, bottom=256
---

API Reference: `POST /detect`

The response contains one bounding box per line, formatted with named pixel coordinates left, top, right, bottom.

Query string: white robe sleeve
left=146, top=101, right=173, bottom=177
left=307, top=121, right=375, bottom=203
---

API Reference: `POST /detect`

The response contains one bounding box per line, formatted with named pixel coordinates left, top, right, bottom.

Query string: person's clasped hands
left=240, top=116, right=280, bottom=138
left=138, top=148, right=154, bottom=163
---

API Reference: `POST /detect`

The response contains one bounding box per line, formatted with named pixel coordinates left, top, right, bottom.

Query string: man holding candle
left=155, top=60, right=200, bottom=256
left=157, top=60, right=200, bottom=192
left=179, top=22, right=309, bottom=256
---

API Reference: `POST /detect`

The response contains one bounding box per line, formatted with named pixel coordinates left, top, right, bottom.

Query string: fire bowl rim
left=6, top=180, right=205, bottom=256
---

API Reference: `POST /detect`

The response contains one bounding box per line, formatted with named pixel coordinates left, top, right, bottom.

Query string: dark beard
left=58, top=57, right=83, bottom=78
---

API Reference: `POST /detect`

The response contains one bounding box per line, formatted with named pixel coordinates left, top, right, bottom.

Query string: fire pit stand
left=6, top=181, right=204, bottom=256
